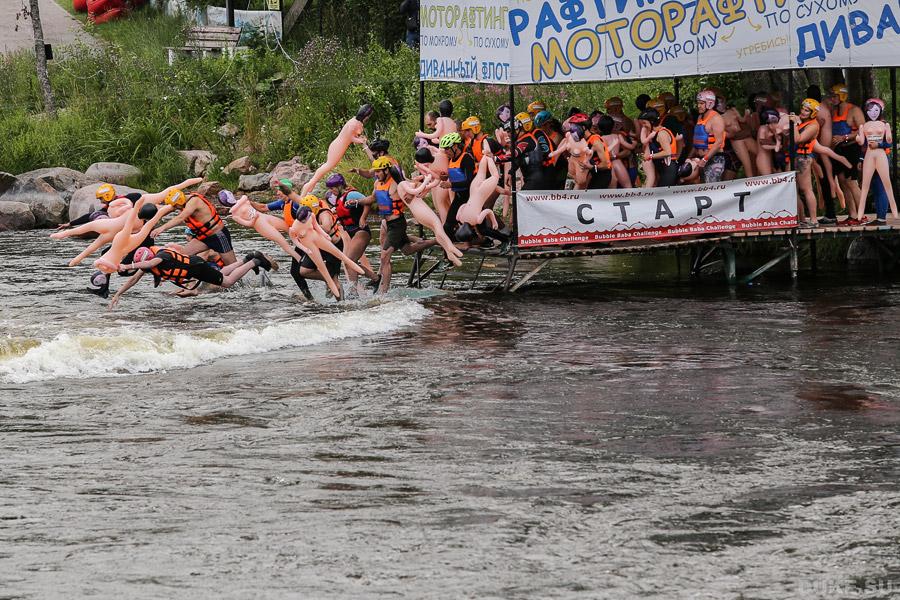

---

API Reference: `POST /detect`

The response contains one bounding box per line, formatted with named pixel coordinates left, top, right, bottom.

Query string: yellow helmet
left=460, top=116, right=482, bottom=134
left=371, top=156, right=393, bottom=170
left=299, top=194, right=321, bottom=214
left=526, top=101, right=546, bottom=116
left=830, top=84, right=848, bottom=103
left=514, top=112, right=534, bottom=132
left=95, top=183, right=116, bottom=203
left=163, top=188, right=187, bottom=207
left=801, top=98, right=820, bottom=118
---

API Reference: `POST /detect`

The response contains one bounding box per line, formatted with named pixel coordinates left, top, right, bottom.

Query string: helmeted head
left=865, top=98, right=885, bottom=121
left=133, top=246, right=156, bottom=263
left=533, top=110, right=552, bottom=127
left=299, top=194, right=321, bottom=214
left=95, top=183, right=116, bottom=204
left=89, top=270, right=109, bottom=290
left=597, top=115, right=615, bottom=135
left=568, top=113, right=589, bottom=127
left=496, top=104, right=511, bottom=124
left=460, top=116, right=482, bottom=135
left=648, top=98, right=666, bottom=114
left=696, top=90, right=717, bottom=112
left=514, top=112, right=533, bottom=133
left=369, top=139, right=390, bottom=155
left=677, top=161, right=695, bottom=179
left=830, top=84, right=849, bottom=103
left=604, top=97, right=624, bottom=111
left=438, top=131, right=463, bottom=149
left=325, top=173, right=346, bottom=189
left=163, top=189, right=187, bottom=207
left=372, top=156, right=393, bottom=171
left=639, top=108, right=660, bottom=127
left=526, top=101, right=546, bottom=117
left=801, top=98, right=820, bottom=119
left=753, top=92, right=772, bottom=110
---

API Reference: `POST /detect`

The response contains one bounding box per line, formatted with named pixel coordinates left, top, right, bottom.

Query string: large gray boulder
left=0, top=172, right=17, bottom=196
left=0, top=201, right=36, bottom=232
left=178, top=150, right=217, bottom=177
left=16, top=167, right=94, bottom=203
left=84, top=162, right=141, bottom=185
left=238, top=172, right=271, bottom=192
left=69, top=182, right=147, bottom=221
left=270, top=156, right=313, bottom=190
left=0, top=179, right=68, bottom=227
left=224, top=155, right=255, bottom=175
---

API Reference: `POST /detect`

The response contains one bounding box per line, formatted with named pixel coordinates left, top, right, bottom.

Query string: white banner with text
left=420, top=0, right=900, bottom=84
left=516, top=174, right=798, bottom=248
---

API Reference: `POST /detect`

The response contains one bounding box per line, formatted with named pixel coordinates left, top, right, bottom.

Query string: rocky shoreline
left=0, top=156, right=315, bottom=232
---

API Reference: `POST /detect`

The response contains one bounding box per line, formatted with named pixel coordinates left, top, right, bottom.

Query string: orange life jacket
left=375, top=177, right=403, bottom=217
left=587, top=133, right=611, bottom=169
left=149, top=248, right=199, bottom=289
left=184, top=194, right=223, bottom=239
left=796, top=119, right=817, bottom=155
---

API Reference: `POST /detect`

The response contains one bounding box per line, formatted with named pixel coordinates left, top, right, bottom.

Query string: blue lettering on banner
left=796, top=2, right=900, bottom=67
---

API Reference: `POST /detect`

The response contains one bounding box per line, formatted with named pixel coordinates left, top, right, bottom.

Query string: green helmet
left=439, top=132, right=463, bottom=148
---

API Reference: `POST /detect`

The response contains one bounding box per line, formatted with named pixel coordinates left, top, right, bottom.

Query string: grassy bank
left=0, top=7, right=754, bottom=192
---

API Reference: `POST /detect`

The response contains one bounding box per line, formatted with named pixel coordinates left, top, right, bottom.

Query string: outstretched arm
left=108, top=269, right=148, bottom=309
left=143, top=178, right=203, bottom=205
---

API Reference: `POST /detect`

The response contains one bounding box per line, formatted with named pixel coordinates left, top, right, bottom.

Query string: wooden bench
left=166, top=26, right=243, bottom=65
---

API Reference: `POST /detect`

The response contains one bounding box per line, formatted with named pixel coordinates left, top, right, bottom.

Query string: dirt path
left=0, top=0, right=96, bottom=55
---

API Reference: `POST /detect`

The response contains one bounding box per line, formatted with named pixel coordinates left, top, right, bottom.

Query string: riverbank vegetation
left=0, top=5, right=892, bottom=192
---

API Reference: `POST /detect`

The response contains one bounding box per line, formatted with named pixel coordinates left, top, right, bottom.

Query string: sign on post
left=516, top=173, right=798, bottom=248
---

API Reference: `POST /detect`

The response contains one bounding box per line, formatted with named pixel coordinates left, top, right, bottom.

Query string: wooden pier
left=408, top=220, right=900, bottom=292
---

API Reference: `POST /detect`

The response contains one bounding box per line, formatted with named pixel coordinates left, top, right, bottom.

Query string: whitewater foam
left=0, top=300, right=430, bottom=384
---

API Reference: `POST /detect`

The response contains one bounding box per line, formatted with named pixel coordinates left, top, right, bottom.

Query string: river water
left=2, top=229, right=900, bottom=599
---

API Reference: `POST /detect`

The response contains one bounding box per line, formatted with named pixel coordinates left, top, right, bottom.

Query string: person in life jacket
left=691, top=89, right=728, bottom=183
left=325, top=173, right=380, bottom=294
left=790, top=98, right=822, bottom=227
left=356, top=157, right=435, bottom=294
left=57, top=184, right=145, bottom=231
left=514, top=112, right=552, bottom=190
left=461, top=116, right=487, bottom=165
left=585, top=116, right=613, bottom=189
left=107, top=246, right=277, bottom=309
left=534, top=110, right=569, bottom=190
left=826, top=83, right=865, bottom=218
left=353, top=138, right=405, bottom=182
left=152, top=187, right=237, bottom=265
left=640, top=108, right=679, bottom=187
left=439, top=131, right=478, bottom=239
left=294, top=192, right=379, bottom=299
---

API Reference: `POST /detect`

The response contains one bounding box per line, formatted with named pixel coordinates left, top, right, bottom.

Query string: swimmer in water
left=108, top=247, right=277, bottom=309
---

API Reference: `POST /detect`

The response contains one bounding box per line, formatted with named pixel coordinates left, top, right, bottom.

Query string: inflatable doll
left=300, top=104, right=373, bottom=197
left=395, top=173, right=463, bottom=266
left=854, top=98, right=898, bottom=221
left=229, top=195, right=305, bottom=262
left=288, top=206, right=365, bottom=299
left=93, top=199, right=174, bottom=273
